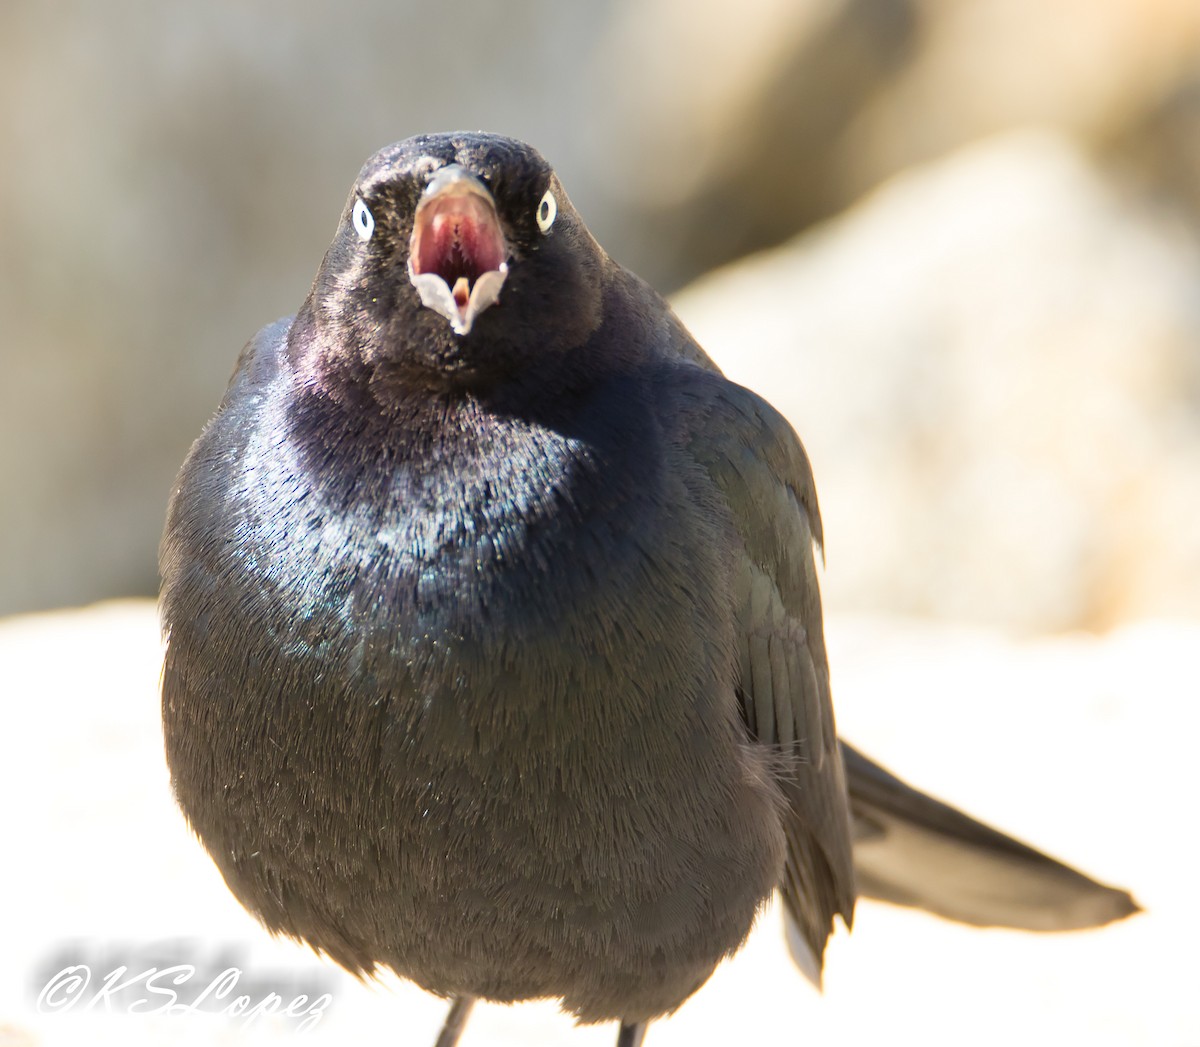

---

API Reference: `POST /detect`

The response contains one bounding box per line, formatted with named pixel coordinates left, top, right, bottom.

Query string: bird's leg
left=433, top=995, right=476, bottom=1047
left=616, top=1021, right=647, bottom=1047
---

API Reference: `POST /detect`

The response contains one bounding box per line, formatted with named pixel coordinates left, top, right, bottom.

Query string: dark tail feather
left=841, top=742, right=1140, bottom=931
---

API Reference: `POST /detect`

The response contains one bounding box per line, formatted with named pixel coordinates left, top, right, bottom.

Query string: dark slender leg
left=433, top=996, right=476, bottom=1047
left=616, top=1021, right=647, bottom=1047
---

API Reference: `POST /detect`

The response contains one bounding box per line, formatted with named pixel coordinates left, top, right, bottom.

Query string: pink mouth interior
left=410, top=195, right=507, bottom=309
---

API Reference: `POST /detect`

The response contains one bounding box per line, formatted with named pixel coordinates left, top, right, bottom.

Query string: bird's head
left=298, top=133, right=608, bottom=393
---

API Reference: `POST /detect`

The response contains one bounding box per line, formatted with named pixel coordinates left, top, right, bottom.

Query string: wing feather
left=673, top=364, right=856, bottom=973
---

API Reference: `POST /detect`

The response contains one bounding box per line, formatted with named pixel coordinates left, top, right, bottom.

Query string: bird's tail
left=840, top=742, right=1140, bottom=931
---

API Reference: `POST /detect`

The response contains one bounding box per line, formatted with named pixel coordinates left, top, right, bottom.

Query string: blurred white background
left=2, top=2, right=1198, bottom=1045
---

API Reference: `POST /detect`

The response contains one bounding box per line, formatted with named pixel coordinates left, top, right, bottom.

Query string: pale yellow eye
left=352, top=198, right=375, bottom=240
left=536, top=190, right=557, bottom=234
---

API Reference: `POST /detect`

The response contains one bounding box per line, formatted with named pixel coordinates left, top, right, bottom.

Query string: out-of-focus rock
left=673, top=130, right=1200, bottom=633
left=2, top=600, right=1192, bottom=1045
left=595, top=0, right=1200, bottom=291
left=1108, top=71, right=1200, bottom=226
left=843, top=0, right=1200, bottom=198
left=591, top=0, right=918, bottom=290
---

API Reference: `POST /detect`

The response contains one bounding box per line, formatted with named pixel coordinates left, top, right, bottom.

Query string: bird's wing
left=673, top=362, right=856, bottom=978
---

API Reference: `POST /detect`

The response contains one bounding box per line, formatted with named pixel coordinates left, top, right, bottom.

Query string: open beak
left=408, top=164, right=509, bottom=336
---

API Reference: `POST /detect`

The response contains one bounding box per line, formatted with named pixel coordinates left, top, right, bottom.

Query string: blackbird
left=160, top=132, right=1138, bottom=1047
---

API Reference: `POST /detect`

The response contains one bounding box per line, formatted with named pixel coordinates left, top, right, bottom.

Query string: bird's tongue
left=452, top=276, right=470, bottom=310
left=409, top=195, right=508, bottom=335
